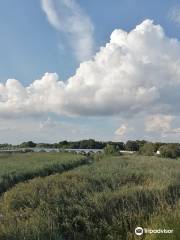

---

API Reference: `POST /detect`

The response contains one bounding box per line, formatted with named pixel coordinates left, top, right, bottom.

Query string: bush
left=92, top=151, right=104, bottom=161
left=160, top=144, right=180, bottom=159
left=139, top=143, right=156, bottom=156
left=104, top=144, right=119, bottom=155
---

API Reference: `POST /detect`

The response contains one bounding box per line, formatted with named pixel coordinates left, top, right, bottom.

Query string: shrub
left=160, top=144, right=180, bottom=159
left=139, top=143, right=156, bottom=156
left=104, top=144, right=119, bottom=155
left=92, top=151, right=104, bottom=161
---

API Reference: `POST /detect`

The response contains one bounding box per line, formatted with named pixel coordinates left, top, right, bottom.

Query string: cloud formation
left=1, top=20, right=180, bottom=119
left=145, top=115, right=173, bottom=133
left=115, top=124, right=128, bottom=137
left=0, top=116, right=85, bottom=144
left=145, top=115, right=180, bottom=135
left=41, top=0, right=95, bottom=61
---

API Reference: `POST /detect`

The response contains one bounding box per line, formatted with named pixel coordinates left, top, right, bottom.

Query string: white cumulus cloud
left=41, top=0, right=95, bottom=61
left=115, top=124, right=128, bottom=136
left=145, top=115, right=173, bottom=132
left=1, top=20, right=180, bottom=119
left=145, top=114, right=180, bottom=135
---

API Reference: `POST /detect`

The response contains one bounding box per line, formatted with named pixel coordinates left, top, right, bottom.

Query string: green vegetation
left=104, top=143, right=120, bottom=155
left=58, top=139, right=106, bottom=149
left=125, top=140, right=139, bottom=151
left=20, top=141, right=37, bottom=148
left=139, top=143, right=157, bottom=156
left=160, top=144, right=180, bottom=159
left=1, top=139, right=180, bottom=159
left=0, top=139, right=127, bottom=151
left=0, top=154, right=179, bottom=239
left=145, top=201, right=180, bottom=240
left=0, top=152, right=88, bottom=195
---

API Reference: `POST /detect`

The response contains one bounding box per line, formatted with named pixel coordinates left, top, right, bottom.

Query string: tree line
left=0, top=139, right=180, bottom=158
left=0, top=140, right=143, bottom=151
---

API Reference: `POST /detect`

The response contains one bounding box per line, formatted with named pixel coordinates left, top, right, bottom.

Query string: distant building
left=120, top=150, right=135, bottom=154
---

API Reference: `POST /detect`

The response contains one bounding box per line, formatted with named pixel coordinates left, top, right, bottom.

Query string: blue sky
left=1, top=0, right=180, bottom=143
left=1, top=0, right=180, bottom=83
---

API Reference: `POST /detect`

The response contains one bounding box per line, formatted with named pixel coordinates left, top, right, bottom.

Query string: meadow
left=0, top=152, right=88, bottom=195
left=0, top=153, right=179, bottom=239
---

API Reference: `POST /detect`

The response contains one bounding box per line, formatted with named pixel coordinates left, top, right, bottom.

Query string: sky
left=1, top=0, right=180, bottom=143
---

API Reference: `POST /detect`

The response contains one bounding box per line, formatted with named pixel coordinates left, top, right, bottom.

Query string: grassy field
left=0, top=152, right=88, bottom=195
left=0, top=154, right=179, bottom=239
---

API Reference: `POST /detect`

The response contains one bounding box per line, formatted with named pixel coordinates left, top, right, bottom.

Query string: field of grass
left=0, top=154, right=179, bottom=239
left=0, top=152, right=88, bottom=195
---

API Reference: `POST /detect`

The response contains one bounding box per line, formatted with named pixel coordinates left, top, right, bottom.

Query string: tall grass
left=0, top=154, right=179, bottom=239
left=144, top=201, right=180, bottom=240
left=0, top=152, right=88, bottom=195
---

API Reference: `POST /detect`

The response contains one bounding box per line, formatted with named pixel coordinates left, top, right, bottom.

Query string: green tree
left=160, top=144, right=180, bottom=159
left=104, top=144, right=118, bottom=155
left=139, top=143, right=156, bottom=156
left=136, top=140, right=147, bottom=149
left=58, top=141, right=69, bottom=149
left=125, top=141, right=139, bottom=151
left=20, top=141, right=36, bottom=148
